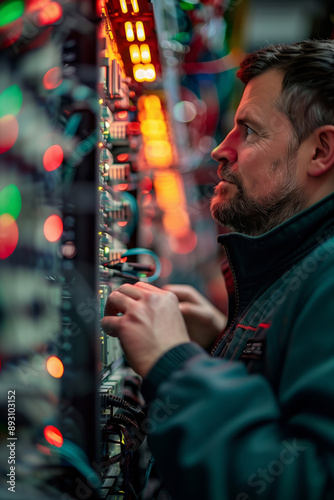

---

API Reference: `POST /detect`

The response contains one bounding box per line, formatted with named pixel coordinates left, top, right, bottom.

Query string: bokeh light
left=43, top=215, right=63, bottom=242
left=37, top=1, right=63, bottom=27
left=44, top=425, right=63, bottom=448
left=0, top=184, right=22, bottom=219
left=169, top=230, right=198, bottom=255
left=0, top=84, right=22, bottom=118
left=43, top=67, right=63, bottom=90
left=43, top=144, right=63, bottom=171
left=173, top=101, right=197, bottom=123
left=0, top=0, right=24, bottom=28
left=0, top=115, right=19, bottom=154
left=0, top=214, right=19, bottom=259
left=159, top=257, right=173, bottom=278
left=46, top=356, right=64, bottom=378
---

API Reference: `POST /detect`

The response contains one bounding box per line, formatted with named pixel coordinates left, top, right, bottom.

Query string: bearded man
left=102, top=40, right=334, bottom=500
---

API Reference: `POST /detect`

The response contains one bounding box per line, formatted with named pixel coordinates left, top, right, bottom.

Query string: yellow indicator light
left=141, top=119, right=167, bottom=137
left=133, top=64, right=156, bottom=82
left=145, top=95, right=162, bottom=110
left=140, top=44, right=151, bottom=63
left=145, top=64, right=156, bottom=82
left=133, top=64, right=146, bottom=82
left=125, top=22, right=134, bottom=42
left=130, top=0, right=139, bottom=12
left=129, top=44, right=141, bottom=64
left=144, top=140, right=173, bottom=167
left=136, top=21, right=145, bottom=41
left=120, top=0, right=128, bottom=13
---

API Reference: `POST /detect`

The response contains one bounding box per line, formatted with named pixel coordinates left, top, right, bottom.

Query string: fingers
left=163, top=284, right=201, bottom=304
left=134, top=281, right=165, bottom=294
left=101, top=315, right=120, bottom=336
left=103, top=282, right=162, bottom=318
left=104, top=283, right=142, bottom=317
left=179, top=301, right=200, bottom=317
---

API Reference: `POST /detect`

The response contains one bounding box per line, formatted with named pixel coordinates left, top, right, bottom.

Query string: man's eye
left=245, top=125, right=255, bottom=137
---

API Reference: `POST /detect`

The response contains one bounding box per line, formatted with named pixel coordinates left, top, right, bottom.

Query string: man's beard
left=210, top=156, right=309, bottom=236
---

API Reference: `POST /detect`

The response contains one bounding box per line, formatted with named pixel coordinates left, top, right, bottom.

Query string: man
left=101, top=40, right=334, bottom=499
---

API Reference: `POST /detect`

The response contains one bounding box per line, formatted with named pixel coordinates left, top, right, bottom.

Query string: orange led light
left=144, top=140, right=172, bottom=167
left=37, top=2, right=63, bottom=27
left=145, top=64, right=156, bottom=82
left=119, top=0, right=128, bottom=13
left=129, top=44, right=141, bottom=64
left=44, top=425, right=63, bottom=448
left=125, top=22, right=134, bottom=42
left=140, top=44, right=151, bottom=63
left=135, top=21, right=145, bottom=41
left=133, top=64, right=145, bottom=82
left=133, top=64, right=156, bottom=82
left=144, top=95, right=161, bottom=110
left=118, top=221, right=128, bottom=227
left=46, top=356, right=64, bottom=378
left=117, top=111, right=128, bottom=120
left=141, top=119, right=167, bottom=137
left=130, top=0, right=139, bottom=12
left=43, top=215, right=63, bottom=242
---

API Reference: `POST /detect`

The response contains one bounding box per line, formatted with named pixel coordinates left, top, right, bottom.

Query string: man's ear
left=308, top=126, right=334, bottom=178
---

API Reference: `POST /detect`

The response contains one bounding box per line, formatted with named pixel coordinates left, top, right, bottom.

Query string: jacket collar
left=217, top=193, right=334, bottom=309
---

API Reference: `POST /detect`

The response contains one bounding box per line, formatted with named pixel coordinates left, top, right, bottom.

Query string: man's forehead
left=235, top=70, right=285, bottom=125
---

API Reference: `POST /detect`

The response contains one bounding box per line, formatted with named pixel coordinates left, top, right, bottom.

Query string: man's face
left=210, top=69, right=309, bottom=236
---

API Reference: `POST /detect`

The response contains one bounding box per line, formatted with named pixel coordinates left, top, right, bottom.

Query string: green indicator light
left=0, top=0, right=24, bottom=29
left=0, top=84, right=23, bottom=118
left=173, top=32, right=191, bottom=43
left=180, top=2, right=195, bottom=10
left=0, top=184, right=22, bottom=220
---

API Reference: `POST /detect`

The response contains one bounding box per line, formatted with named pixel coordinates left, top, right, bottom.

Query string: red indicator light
left=44, top=425, right=63, bottom=448
left=43, top=215, right=63, bottom=242
left=127, top=122, right=141, bottom=135
left=117, top=153, right=129, bottom=162
left=116, top=183, right=128, bottom=191
left=0, top=214, right=19, bottom=259
left=43, top=67, right=62, bottom=90
left=43, top=145, right=63, bottom=171
left=139, top=176, right=153, bottom=193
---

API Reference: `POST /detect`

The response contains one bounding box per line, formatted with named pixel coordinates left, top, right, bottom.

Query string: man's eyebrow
left=235, top=114, right=264, bottom=130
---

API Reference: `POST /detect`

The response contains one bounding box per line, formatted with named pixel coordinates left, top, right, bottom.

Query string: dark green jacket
left=142, top=193, right=334, bottom=500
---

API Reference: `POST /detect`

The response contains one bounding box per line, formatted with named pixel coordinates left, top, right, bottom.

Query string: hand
left=163, top=285, right=227, bottom=350
left=101, top=282, right=190, bottom=378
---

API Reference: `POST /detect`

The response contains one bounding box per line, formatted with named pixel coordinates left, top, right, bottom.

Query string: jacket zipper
left=210, top=242, right=240, bottom=357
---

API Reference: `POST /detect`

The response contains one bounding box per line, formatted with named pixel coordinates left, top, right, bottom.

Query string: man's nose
left=211, top=130, right=237, bottom=164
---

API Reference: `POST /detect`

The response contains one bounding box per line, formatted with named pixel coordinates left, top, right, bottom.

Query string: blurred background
left=0, top=0, right=333, bottom=499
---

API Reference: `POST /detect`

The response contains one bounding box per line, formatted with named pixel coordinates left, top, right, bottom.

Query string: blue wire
left=120, top=248, right=161, bottom=282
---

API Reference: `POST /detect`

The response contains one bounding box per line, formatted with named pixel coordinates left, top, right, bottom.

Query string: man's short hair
left=237, top=39, right=334, bottom=146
